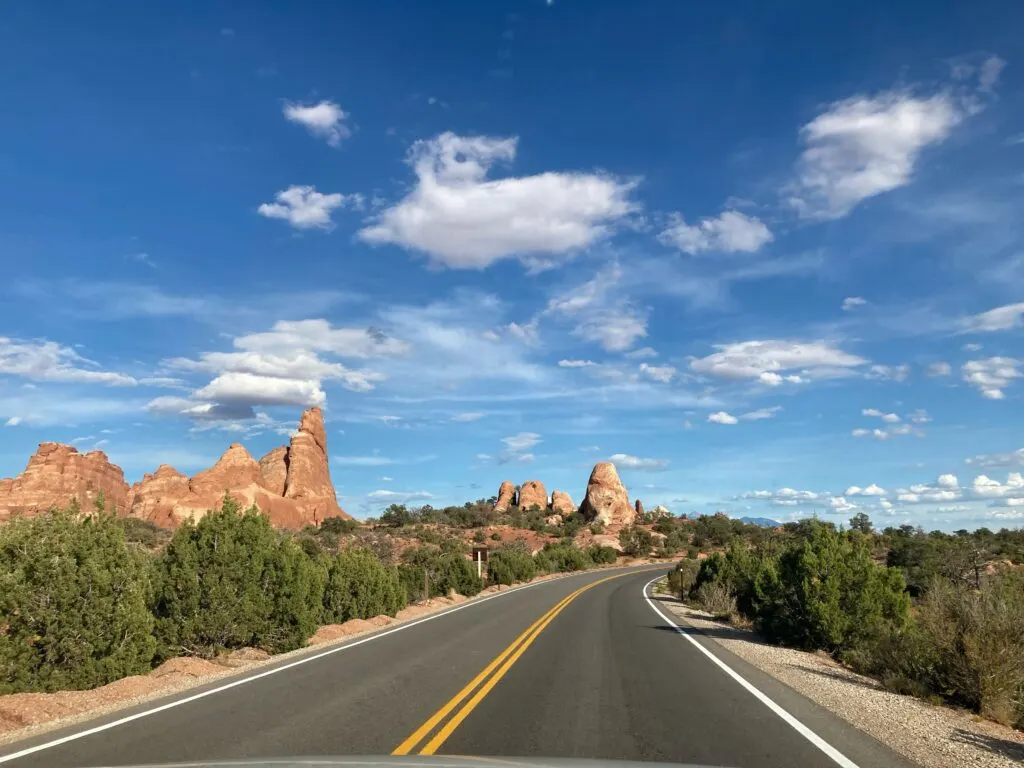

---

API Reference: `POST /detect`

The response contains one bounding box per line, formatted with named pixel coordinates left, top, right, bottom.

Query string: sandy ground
left=0, top=560, right=661, bottom=746
left=652, top=590, right=1024, bottom=768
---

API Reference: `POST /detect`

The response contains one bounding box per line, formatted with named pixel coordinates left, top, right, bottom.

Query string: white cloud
left=979, top=56, right=1006, bottom=93
left=659, top=210, right=772, bottom=255
left=366, top=489, right=433, bottom=503
left=501, top=432, right=541, bottom=458
left=842, top=296, right=868, bottom=311
left=867, top=364, right=910, bottom=382
left=506, top=319, right=540, bottom=345
left=909, top=409, right=931, bottom=424
left=707, top=411, right=738, bottom=425
left=0, top=337, right=136, bottom=386
left=962, top=343, right=982, bottom=352
left=358, top=132, right=636, bottom=269
left=739, top=406, right=782, bottom=421
left=4, top=416, right=22, bottom=427
left=258, top=185, right=359, bottom=230
left=236, top=320, right=409, bottom=358
left=194, top=372, right=328, bottom=406
left=639, top=363, right=676, bottom=383
left=962, top=357, right=1021, bottom=399
left=608, top=453, right=669, bottom=470
left=740, top=487, right=822, bottom=504
left=334, top=455, right=394, bottom=467
left=926, top=361, right=952, bottom=377
left=845, top=484, right=887, bottom=496
left=451, top=412, right=484, bottom=422
left=691, top=339, right=865, bottom=381
left=852, top=428, right=890, bottom=440
left=937, top=474, right=959, bottom=489
left=961, top=302, right=1024, bottom=333
left=283, top=100, right=351, bottom=146
left=862, top=408, right=900, bottom=423
left=829, top=496, right=857, bottom=513
left=625, top=346, right=658, bottom=360
left=558, top=359, right=595, bottom=368
left=380, top=476, right=393, bottom=482
left=787, top=88, right=963, bottom=219
left=758, top=371, right=804, bottom=386
left=971, top=472, right=1024, bottom=499
left=571, top=304, right=648, bottom=352
left=964, top=448, right=1024, bottom=469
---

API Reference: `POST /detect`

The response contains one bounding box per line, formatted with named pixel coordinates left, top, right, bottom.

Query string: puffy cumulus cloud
left=960, top=302, right=1024, bottom=333
left=786, top=89, right=964, bottom=219
left=151, top=320, right=405, bottom=421
left=690, top=340, right=865, bottom=382
left=609, top=453, right=669, bottom=470
left=257, top=185, right=361, bottom=230
left=659, top=210, right=772, bottom=255
left=758, top=372, right=804, bottom=386
left=926, top=361, right=952, bottom=377
left=707, top=411, right=738, bottom=425
left=739, top=406, right=782, bottom=421
left=0, top=337, right=136, bottom=386
left=892, top=474, right=963, bottom=504
left=638, top=363, right=676, bottom=383
left=842, top=296, right=868, bottom=311
left=852, top=428, right=890, bottom=440
left=358, top=132, right=636, bottom=269
left=739, top=488, right=823, bottom=507
left=962, top=357, right=1021, bottom=399
left=964, top=448, right=1024, bottom=469
left=862, top=408, right=901, bottom=423
left=829, top=496, right=858, bottom=513
left=937, top=474, right=959, bottom=489
left=283, top=100, right=351, bottom=146
left=971, top=472, right=1024, bottom=499
left=845, top=484, right=887, bottom=496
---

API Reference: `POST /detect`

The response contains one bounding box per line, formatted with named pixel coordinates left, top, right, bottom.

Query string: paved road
left=0, top=566, right=912, bottom=768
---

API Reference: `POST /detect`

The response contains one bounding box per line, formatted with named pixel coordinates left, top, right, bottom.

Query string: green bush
left=118, top=517, right=171, bottom=549
left=487, top=547, right=537, bottom=585
left=0, top=510, right=156, bottom=694
left=323, top=549, right=405, bottom=623
left=536, top=542, right=593, bottom=573
left=490, top=532, right=502, bottom=541
left=152, top=498, right=325, bottom=658
left=618, top=525, right=654, bottom=557
left=397, top=547, right=483, bottom=600
left=586, top=544, right=618, bottom=564
left=752, top=523, right=910, bottom=653
left=320, top=516, right=359, bottom=535
left=667, top=559, right=700, bottom=599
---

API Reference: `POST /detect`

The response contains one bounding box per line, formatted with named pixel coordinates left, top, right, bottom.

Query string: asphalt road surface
left=0, top=566, right=913, bottom=768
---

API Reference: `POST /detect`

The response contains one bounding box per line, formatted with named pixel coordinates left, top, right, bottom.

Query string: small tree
left=849, top=512, right=873, bottom=535
left=618, top=525, right=654, bottom=557
left=323, top=549, right=405, bottom=623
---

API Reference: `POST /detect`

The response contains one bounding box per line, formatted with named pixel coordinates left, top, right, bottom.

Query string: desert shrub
left=323, top=549, right=405, bottom=623
left=661, top=528, right=689, bottom=554
left=695, top=581, right=736, bottom=619
left=488, top=547, right=537, bottom=585
left=152, top=498, right=325, bottom=658
left=397, top=547, right=483, bottom=600
left=537, top=542, right=593, bottom=572
left=667, top=558, right=700, bottom=599
left=586, top=544, right=618, bottom=564
left=752, top=523, right=910, bottom=653
left=490, top=532, right=502, bottom=541
left=618, top=525, right=654, bottom=557
left=589, top=521, right=605, bottom=535
left=0, top=510, right=157, bottom=694
left=320, top=516, right=359, bottom=535
left=561, top=513, right=585, bottom=538
left=119, top=517, right=171, bottom=549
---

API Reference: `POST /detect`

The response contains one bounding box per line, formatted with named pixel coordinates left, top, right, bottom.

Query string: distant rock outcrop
left=635, top=499, right=645, bottom=518
left=493, top=480, right=516, bottom=513
left=129, top=407, right=347, bottom=528
left=0, top=444, right=130, bottom=521
left=0, top=407, right=349, bottom=529
left=518, top=480, right=548, bottom=511
left=551, top=490, right=575, bottom=515
left=579, top=462, right=635, bottom=527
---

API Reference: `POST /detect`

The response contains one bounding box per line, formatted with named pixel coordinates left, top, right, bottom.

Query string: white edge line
left=0, top=568, right=631, bottom=765
left=642, top=576, right=861, bottom=768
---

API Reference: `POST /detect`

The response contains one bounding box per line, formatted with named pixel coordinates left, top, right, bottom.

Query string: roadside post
left=472, top=545, right=489, bottom=579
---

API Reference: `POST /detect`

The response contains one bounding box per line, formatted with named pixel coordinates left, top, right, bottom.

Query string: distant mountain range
left=737, top=516, right=782, bottom=528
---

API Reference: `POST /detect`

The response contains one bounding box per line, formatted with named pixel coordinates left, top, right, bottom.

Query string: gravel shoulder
left=653, top=591, right=1024, bottom=768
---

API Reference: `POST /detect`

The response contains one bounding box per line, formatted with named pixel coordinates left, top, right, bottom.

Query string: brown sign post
left=472, top=545, right=489, bottom=579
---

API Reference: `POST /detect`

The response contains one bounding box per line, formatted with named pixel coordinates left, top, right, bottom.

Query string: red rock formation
left=0, top=443, right=130, bottom=521
left=493, top=480, right=516, bottom=512
left=635, top=499, right=645, bottom=518
left=518, top=480, right=548, bottom=511
left=579, top=462, right=634, bottom=527
left=551, top=490, right=575, bottom=515
left=0, top=407, right=349, bottom=529
left=128, top=407, right=347, bottom=528
left=258, top=447, right=289, bottom=496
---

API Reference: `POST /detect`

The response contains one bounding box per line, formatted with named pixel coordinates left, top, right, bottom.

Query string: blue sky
left=2, top=1, right=1024, bottom=528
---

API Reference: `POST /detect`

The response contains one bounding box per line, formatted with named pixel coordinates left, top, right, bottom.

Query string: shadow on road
left=951, top=727, right=1024, bottom=761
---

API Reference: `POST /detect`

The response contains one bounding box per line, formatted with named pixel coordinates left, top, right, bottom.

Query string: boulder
left=493, top=480, right=516, bottom=513
left=518, top=480, right=548, bottom=511
left=0, top=443, right=130, bottom=521
left=579, top=462, right=634, bottom=527
left=545, top=514, right=563, bottom=526
left=551, top=490, right=575, bottom=515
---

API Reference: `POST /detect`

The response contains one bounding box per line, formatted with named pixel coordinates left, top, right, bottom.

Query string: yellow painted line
left=394, top=571, right=633, bottom=755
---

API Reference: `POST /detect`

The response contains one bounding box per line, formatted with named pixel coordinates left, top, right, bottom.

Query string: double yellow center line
left=392, top=571, right=632, bottom=755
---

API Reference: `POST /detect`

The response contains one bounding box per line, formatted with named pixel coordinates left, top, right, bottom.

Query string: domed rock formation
left=579, top=462, right=634, bottom=527
left=518, top=480, right=548, bottom=511
left=0, top=443, right=130, bottom=521
left=551, top=490, right=575, bottom=515
left=493, top=480, right=516, bottom=512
